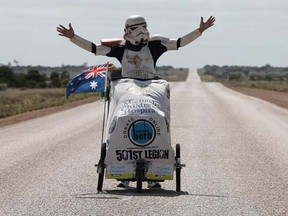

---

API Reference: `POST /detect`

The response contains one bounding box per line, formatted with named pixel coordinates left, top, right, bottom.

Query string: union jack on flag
left=84, top=64, right=107, bottom=79
left=66, top=63, right=109, bottom=98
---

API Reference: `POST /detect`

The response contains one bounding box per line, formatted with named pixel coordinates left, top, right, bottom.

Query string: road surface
left=1, top=70, right=288, bottom=215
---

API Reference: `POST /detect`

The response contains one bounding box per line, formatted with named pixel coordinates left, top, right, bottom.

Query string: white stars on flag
left=90, top=81, right=98, bottom=89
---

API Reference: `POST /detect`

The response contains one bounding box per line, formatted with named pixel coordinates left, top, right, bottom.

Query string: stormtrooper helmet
left=124, top=15, right=150, bottom=45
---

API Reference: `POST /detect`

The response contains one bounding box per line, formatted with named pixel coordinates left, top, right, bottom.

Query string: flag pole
left=100, top=62, right=110, bottom=146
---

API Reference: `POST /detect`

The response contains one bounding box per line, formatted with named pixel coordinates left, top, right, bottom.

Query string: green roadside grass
left=0, top=88, right=100, bottom=118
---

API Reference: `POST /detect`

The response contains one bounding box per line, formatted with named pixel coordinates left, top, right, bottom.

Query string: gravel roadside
left=228, top=86, right=288, bottom=110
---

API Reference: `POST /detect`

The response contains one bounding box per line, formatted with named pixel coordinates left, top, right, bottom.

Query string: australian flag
left=66, top=63, right=108, bottom=98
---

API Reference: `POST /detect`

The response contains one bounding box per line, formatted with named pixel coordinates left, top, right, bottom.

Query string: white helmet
left=124, top=15, right=150, bottom=45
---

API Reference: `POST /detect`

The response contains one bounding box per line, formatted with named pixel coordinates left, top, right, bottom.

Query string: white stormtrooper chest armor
left=121, top=46, right=156, bottom=79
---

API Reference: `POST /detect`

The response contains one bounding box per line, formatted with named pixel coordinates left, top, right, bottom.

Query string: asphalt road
left=1, top=70, right=288, bottom=215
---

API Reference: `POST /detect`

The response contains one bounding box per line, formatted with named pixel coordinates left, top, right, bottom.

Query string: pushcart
left=95, top=69, right=185, bottom=193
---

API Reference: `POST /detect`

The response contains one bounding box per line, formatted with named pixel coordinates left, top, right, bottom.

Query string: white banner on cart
left=105, top=78, right=174, bottom=166
left=106, top=163, right=174, bottom=180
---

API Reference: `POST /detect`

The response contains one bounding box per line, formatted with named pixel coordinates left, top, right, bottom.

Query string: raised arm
left=151, top=16, right=216, bottom=50
left=56, top=23, right=111, bottom=55
left=179, top=16, right=215, bottom=47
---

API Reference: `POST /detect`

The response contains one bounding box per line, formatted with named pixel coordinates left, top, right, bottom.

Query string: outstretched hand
left=198, top=16, right=216, bottom=33
left=57, top=23, right=75, bottom=39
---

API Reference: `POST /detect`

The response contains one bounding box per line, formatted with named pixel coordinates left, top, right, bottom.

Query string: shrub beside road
left=0, top=88, right=99, bottom=118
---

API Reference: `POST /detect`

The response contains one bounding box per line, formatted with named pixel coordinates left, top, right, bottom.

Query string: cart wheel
left=136, top=162, right=144, bottom=193
left=175, top=143, right=181, bottom=192
left=97, top=143, right=106, bottom=192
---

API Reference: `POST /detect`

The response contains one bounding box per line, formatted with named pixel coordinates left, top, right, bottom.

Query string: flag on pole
left=66, top=63, right=109, bottom=98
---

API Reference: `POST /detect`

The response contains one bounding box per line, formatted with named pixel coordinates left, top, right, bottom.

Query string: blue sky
left=1, top=0, right=287, bottom=68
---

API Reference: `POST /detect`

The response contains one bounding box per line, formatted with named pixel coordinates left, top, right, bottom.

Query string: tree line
left=199, top=64, right=288, bottom=82
left=0, top=64, right=187, bottom=91
left=0, top=66, right=70, bottom=90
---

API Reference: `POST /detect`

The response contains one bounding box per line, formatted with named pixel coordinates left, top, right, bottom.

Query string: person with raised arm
left=57, top=15, right=215, bottom=188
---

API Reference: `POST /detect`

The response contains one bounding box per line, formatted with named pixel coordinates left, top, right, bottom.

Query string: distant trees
left=0, top=66, right=70, bottom=90
left=199, top=65, right=288, bottom=92
left=0, top=66, right=15, bottom=87
left=60, top=71, right=70, bottom=87
left=200, top=65, right=288, bottom=82
left=50, top=72, right=61, bottom=88
left=25, top=70, right=47, bottom=88
left=50, top=71, right=70, bottom=88
left=156, top=66, right=189, bottom=81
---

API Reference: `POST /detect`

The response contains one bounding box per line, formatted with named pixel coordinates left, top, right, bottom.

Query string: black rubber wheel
left=97, top=143, right=106, bottom=192
left=136, top=162, right=144, bottom=193
left=175, top=143, right=181, bottom=192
